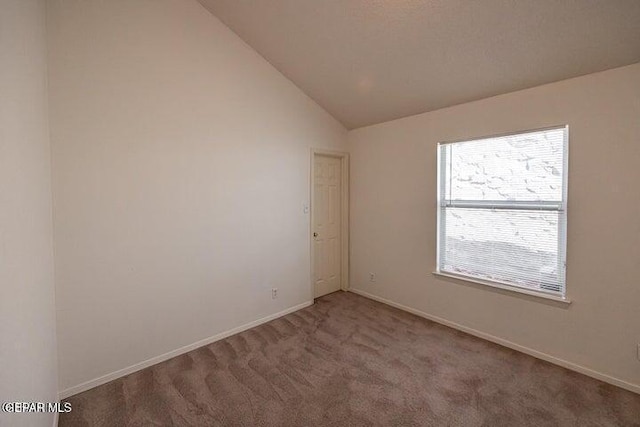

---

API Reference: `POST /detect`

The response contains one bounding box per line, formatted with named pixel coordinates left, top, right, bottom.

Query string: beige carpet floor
left=60, top=291, right=640, bottom=426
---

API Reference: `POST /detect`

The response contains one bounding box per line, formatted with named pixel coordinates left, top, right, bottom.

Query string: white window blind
left=437, top=126, right=568, bottom=297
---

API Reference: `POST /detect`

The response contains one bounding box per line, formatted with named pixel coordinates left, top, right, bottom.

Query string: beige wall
left=348, top=63, right=640, bottom=390
left=0, top=0, right=59, bottom=426
left=38, top=0, right=640, bottom=399
left=47, top=0, right=347, bottom=393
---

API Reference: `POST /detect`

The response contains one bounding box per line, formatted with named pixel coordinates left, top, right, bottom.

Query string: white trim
left=443, top=200, right=563, bottom=211
left=52, top=411, right=59, bottom=427
left=348, top=288, right=640, bottom=395
left=438, top=124, right=569, bottom=146
left=559, top=125, right=570, bottom=298
left=433, top=271, right=571, bottom=304
left=436, top=125, right=569, bottom=298
left=58, top=300, right=313, bottom=399
left=310, top=148, right=350, bottom=299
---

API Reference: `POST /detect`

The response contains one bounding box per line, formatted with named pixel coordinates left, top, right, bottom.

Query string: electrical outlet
left=637, top=343, right=640, bottom=361
left=272, top=288, right=278, bottom=299
left=369, top=272, right=376, bottom=282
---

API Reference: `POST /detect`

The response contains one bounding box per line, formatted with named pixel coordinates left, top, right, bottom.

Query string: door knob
left=313, top=232, right=318, bottom=237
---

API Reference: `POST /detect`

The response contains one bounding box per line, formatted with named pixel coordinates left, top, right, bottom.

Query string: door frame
left=310, top=148, right=350, bottom=300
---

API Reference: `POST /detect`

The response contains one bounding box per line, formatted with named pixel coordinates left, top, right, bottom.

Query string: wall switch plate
left=303, top=203, right=309, bottom=214
left=637, top=343, right=640, bottom=361
left=272, top=288, right=278, bottom=299
left=369, top=272, right=376, bottom=282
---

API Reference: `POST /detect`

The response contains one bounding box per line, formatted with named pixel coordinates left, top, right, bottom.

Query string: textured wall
left=0, top=0, right=58, bottom=426
left=349, top=63, right=640, bottom=391
left=47, top=0, right=346, bottom=393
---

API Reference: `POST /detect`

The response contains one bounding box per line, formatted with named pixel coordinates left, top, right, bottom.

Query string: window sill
left=432, top=271, right=572, bottom=305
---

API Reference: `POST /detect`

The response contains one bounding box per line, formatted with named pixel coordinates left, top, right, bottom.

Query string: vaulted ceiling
left=198, top=0, right=640, bottom=129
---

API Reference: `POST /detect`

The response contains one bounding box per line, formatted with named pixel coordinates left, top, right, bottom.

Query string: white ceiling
left=197, top=0, right=640, bottom=129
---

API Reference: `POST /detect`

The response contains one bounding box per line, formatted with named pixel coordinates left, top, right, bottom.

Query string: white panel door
left=313, top=155, right=342, bottom=297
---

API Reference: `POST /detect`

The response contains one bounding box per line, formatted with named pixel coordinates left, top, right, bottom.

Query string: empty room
left=2, top=0, right=640, bottom=426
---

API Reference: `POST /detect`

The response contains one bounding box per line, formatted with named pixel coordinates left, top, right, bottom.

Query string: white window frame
left=435, top=125, right=569, bottom=303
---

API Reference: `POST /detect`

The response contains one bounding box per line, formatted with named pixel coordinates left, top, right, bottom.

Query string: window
left=436, top=126, right=568, bottom=298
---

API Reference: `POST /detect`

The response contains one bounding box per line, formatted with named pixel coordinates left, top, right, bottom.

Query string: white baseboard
left=58, top=301, right=313, bottom=399
left=349, top=288, right=640, bottom=395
